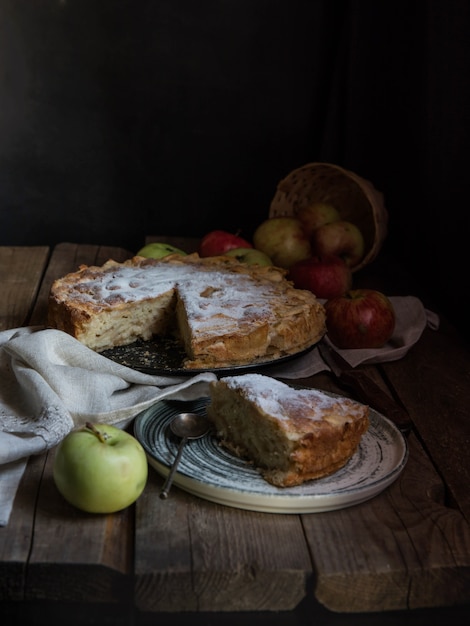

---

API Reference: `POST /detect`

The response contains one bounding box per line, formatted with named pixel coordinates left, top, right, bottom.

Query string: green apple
left=53, top=423, right=148, bottom=514
left=224, top=247, right=273, bottom=266
left=136, top=243, right=187, bottom=258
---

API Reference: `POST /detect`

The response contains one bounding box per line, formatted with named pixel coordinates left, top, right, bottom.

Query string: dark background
left=1, top=1, right=469, bottom=339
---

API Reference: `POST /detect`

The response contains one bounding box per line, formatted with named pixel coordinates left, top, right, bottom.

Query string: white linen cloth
left=0, top=326, right=217, bottom=526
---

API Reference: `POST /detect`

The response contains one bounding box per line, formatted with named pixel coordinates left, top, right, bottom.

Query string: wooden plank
left=134, top=471, right=312, bottom=612
left=24, top=448, right=133, bottom=603
left=24, top=244, right=135, bottom=602
left=1, top=243, right=134, bottom=604
left=304, top=434, right=470, bottom=612
left=292, top=369, right=470, bottom=611
left=0, top=455, right=47, bottom=601
left=0, top=247, right=49, bottom=601
left=0, top=246, right=49, bottom=330
left=382, top=322, right=470, bottom=523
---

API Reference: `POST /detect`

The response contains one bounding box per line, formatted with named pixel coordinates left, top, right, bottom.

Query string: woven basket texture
left=269, top=162, right=388, bottom=272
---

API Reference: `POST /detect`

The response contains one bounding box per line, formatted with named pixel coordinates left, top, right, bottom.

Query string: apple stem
left=85, top=421, right=109, bottom=443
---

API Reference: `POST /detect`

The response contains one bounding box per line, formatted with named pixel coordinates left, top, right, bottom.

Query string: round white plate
left=134, top=395, right=408, bottom=514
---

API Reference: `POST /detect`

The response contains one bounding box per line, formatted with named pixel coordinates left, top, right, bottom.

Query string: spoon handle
left=159, top=436, right=188, bottom=499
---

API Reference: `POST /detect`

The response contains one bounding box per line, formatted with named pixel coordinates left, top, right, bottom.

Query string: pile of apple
left=195, top=201, right=365, bottom=299
left=137, top=202, right=396, bottom=349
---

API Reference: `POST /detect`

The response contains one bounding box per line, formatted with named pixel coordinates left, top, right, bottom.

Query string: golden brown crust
left=48, top=253, right=326, bottom=369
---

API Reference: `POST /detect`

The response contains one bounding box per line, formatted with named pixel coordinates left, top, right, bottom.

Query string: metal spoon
left=159, top=412, right=212, bottom=499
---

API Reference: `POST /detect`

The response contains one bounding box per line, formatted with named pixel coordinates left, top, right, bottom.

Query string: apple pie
left=48, top=253, right=326, bottom=369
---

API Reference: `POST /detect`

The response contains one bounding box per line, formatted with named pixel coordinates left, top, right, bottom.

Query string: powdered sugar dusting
left=178, top=273, right=273, bottom=333
left=55, top=257, right=306, bottom=334
left=221, top=373, right=366, bottom=423
left=71, top=265, right=183, bottom=304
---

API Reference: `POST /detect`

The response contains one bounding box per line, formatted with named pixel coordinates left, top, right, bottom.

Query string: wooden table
left=1, top=241, right=470, bottom=626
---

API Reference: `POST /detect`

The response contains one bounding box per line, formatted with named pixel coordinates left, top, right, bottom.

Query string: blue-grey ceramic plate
left=134, top=394, right=408, bottom=514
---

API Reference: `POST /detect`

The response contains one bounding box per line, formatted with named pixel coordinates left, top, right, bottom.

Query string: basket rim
left=269, top=162, right=388, bottom=272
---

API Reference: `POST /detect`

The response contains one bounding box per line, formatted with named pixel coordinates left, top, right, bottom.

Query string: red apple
left=324, top=289, right=396, bottom=349
left=288, top=254, right=352, bottom=299
left=297, top=202, right=341, bottom=237
left=199, top=230, right=252, bottom=257
left=252, top=217, right=311, bottom=269
left=311, top=220, right=365, bottom=268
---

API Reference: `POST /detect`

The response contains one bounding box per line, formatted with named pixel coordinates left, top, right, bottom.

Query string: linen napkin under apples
left=0, top=296, right=438, bottom=526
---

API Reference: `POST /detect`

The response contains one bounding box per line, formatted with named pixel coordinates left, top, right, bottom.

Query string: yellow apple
left=311, top=220, right=364, bottom=268
left=297, top=202, right=341, bottom=237
left=252, top=217, right=311, bottom=269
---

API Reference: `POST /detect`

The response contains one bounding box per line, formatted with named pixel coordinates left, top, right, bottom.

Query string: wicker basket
left=269, top=162, right=388, bottom=272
